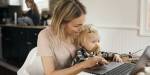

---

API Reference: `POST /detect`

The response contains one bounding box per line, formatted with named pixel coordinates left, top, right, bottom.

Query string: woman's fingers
left=93, top=56, right=108, bottom=65
left=81, top=56, right=111, bottom=69
left=80, top=57, right=100, bottom=69
left=102, top=58, right=109, bottom=64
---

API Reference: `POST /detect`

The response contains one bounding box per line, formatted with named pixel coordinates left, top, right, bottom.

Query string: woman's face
left=26, top=1, right=32, bottom=8
left=82, top=33, right=100, bottom=52
left=64, top=15, right=85, bottom=37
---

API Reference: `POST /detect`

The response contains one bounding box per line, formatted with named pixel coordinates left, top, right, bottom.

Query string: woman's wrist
left=74, top=62, right=86, bottom=70
left=69, top=62, right=86, bottom=74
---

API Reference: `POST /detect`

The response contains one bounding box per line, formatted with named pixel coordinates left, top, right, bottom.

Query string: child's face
left=81, top=33, right=100, bottom=52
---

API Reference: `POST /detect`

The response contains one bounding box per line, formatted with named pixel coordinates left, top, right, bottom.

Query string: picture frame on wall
left=140, top=0, right=150, bottom=36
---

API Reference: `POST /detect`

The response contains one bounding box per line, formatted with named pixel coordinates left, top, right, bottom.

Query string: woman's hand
left=79, top=56, right=108, bottom=69
left=79, top=57, right=100, bottom=69
left=97, top=56, right=109, bottom=65
left=113, top=54, right=123, bottom=62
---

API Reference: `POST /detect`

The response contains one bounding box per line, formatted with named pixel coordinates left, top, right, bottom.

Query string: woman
left=25, top=0, right=40, bottom=25
left=37, top=0, right=106, bottom=75
left=17, top=11, right=34, bottom=26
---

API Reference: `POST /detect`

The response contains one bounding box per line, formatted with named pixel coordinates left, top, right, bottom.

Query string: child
left=72, top=24, right=122, bottom=65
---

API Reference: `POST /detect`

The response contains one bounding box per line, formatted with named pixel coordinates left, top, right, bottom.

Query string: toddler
left=72, top=24, right=122, bottom=65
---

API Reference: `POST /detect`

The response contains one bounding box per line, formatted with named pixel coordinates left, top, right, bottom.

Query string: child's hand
left=96, top=56, right=109, bottom=65
left=113, top=54, right=123, bottom=62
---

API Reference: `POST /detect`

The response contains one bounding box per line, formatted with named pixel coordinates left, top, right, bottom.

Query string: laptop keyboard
left=104, top=63, right=135, bottom=75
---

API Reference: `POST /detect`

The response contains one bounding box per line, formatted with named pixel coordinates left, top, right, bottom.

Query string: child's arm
left=94, top=50, right=109, bottom=64
left=72, top=49, right=87, bottom=65
left=92, top=45, right=122, bottom=62
left=101, top=52, right=122, bottom=62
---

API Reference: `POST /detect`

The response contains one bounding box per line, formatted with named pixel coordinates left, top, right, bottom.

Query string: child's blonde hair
left=75, top=24, right=101, bottom=55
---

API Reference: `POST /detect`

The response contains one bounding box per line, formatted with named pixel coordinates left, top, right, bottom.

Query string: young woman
left=25, top=0, right=40, bottom=25
left=37, top=0, right=105, bottom=75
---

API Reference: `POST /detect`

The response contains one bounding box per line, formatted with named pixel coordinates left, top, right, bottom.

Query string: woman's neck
left=64, top=30, right=75, bottom=44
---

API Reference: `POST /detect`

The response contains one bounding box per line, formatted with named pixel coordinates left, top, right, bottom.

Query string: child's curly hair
left=74, top=24, right=101, bottom=55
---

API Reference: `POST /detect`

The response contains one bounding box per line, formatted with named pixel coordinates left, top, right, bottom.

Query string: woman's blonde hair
left=50, top=0, right=86, bottom=40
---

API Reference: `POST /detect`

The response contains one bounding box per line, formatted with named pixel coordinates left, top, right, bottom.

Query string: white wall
left=80, top=0, right=150, bottom=55
left=9, top=0, right=21, bottom=5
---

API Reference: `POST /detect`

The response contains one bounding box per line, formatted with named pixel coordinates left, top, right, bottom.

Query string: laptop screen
left=130, top=46, right=150, bottom=75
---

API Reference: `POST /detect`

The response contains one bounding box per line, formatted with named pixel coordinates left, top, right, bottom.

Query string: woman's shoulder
left=38, top=26, right=54, bottom=39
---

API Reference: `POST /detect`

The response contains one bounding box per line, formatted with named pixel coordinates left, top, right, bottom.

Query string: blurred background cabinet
left=1, top=26, right=43, bottom=67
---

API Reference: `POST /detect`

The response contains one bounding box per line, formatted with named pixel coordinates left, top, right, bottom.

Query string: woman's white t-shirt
left=37, top=26, right=76, bottom=69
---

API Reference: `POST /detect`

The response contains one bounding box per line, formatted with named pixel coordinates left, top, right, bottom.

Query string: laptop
left=85, top=62, right=135, bottom=75
left=86, top=46, right=150, bottom=75
left=130, top=46, right=150, bottom=75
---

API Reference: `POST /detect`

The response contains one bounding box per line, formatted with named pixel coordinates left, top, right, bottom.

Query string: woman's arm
left=41, top=56, right=84, bottom=75
left=38, top=30, right=84, bottom=75
left=41, top=56, right=102, bottom=75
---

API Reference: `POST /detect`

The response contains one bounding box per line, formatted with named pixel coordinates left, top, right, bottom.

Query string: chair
left=17, top=47, right=44, bottom=75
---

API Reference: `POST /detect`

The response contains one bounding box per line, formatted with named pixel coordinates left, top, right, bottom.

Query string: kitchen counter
left=0, top=24, right=46, bottom=29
